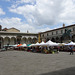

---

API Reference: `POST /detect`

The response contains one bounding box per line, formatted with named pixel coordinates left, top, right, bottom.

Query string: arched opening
left=28, top=37, right=32, bottom=44
left=32, top=38, right=37, bottom=43
left=4, top=37, right=10, bottom=45
left=56, top=37, right=59, bottom=43
left=26, top=38, right=29, bottom=44
left=21, top=37, right=27, bottom=44
left=16, top=36, right=22, bottom=44
left=10, top=37, right=16, bottom=45
left=60, top=37, right=63, bottom=43
left=0, top=37, right=4, bottom=48
left=51, top=38, right=55, bottom=42
left=30, top=38, right=33, bottom=44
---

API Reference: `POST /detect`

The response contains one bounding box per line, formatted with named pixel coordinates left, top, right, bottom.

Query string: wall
left=6, top=28, right=20, bottom=32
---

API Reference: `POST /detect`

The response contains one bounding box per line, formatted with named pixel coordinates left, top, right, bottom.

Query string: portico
left=0, top=32, right=38, bottom=48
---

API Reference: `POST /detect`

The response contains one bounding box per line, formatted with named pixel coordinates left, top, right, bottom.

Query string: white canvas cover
left=46, top=40, right=58, bottom=46
left=39, top=41, right=46, bottom=46
left=65, top=41, right=75, bottom=45
left=13, top=44, right=19, bottom=47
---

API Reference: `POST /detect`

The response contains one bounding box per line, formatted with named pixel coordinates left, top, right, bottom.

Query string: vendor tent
left=17, top=44, right=22, bottom=47
left=27, top=44, right=32, bottom=47
left=29, top=44, right=35, bottom=47
left=35, top=42, right=40, bottom=46
left=46, top=40, right=58, bottom=46
left=12, top=44, right=19, bottom=47
left=58, top=43, right=66, bottom=46
left=39, top=41, right=46, bottom=46
left=65, top=41, right=75, bottom=45
left=21, top=43, right=27, bottom=47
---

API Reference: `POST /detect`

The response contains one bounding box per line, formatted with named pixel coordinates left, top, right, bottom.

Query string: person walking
left=57, top=46, right=60, bottom=54
left=69, top=45, right=74, bottom=55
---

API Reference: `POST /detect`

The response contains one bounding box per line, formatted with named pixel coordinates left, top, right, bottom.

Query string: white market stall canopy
left=39, top=41, right=46, bottom=46
left=12, top=44, right=19, bottom=47
left=30, top=40, right=59, bottom=46
left=38, top=40, right=58, bottom=46
left=46, top=40, right=58, bottom=46
left=65, top=41, right=75, bottom=45
left=35, top=42, right=40, bottom=46
left=58, top=43, right=66, bottom=46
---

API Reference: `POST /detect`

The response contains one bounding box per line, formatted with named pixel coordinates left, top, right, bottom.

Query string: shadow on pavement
left=40, top=67, right=75, bottom=75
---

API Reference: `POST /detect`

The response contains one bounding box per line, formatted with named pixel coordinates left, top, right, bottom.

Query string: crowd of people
left=1, top=43, right=75, bottom=55
left=27, top=45, right=75, bottom=54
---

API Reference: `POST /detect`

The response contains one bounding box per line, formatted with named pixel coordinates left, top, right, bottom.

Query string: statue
left=67, top=29, right=71, bottom=35
left=65, top=29, right=67, bottom=33
left=62, top=29, right=71, bottom=40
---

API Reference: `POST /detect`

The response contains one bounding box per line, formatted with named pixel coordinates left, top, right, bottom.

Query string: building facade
left=0, top=24, right=75, bottom=48
left=0, top=32, right=38, bottom=48
left=0, top=26, right=38, bottom=48
left=39, top=24, right=75, bottom=43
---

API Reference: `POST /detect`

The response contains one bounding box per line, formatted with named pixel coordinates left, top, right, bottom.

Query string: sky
left=0, top=0, right=75, bottom=33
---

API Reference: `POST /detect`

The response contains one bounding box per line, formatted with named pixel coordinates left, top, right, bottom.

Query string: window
left=73, top=27, right=75, bottom=31
left=41, top=34, right=44, bottom=37
left=47, top=33, right=48, bottom=36
left=61, top=30, right=63, bottom=34
left=52, top=32, right=53, bottom=35
left=43, top=34, right=44, bottom=37
left=56, top=31, right=58, bottom=34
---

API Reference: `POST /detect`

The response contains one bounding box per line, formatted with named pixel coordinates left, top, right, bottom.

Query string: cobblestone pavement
left=0, top=51, right=75, bottom=75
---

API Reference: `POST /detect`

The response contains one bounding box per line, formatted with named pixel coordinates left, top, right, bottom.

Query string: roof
left=39, top=24, right=75, bottom=34
left=2, top=28, right=8, bottom=31
left=7, top=27, right=20, bottom=32
left=0, top=31, right=38, bottom=35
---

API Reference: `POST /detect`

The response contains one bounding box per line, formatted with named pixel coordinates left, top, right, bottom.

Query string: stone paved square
left=0, top=51, right=75, bottom=75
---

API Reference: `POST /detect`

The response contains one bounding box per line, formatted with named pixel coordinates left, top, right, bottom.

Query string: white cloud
left=0, top=17, right=51, bottom=33
left=9, top=0, right=75, bottom=26
left=59, top=0, right=75, bottom=24
left=0, top=17, right=22, bottom=28
left=0, top=8, right=5, bottom=15
left=16, top=0, right=36, bottom=4
left=0, top=0, right=72, bottom=33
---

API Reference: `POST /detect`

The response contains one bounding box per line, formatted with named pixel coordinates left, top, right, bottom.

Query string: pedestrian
left=57, top=46, right=60, bottom=53
left=69, top=45, right=74, bottom=55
